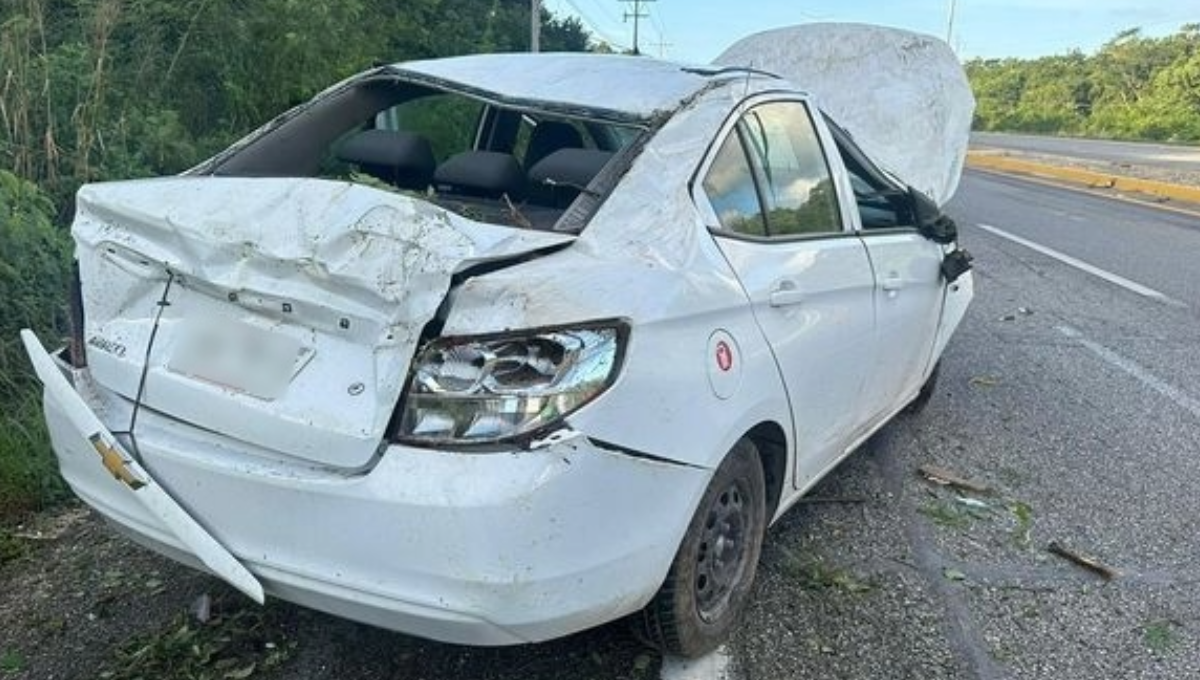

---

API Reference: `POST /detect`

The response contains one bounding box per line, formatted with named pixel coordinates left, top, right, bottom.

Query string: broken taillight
left=393, top=322, right=627, bottom=446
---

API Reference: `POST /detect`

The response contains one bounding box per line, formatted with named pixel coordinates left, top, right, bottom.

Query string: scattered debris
left=1008, top=501, right=1034, bottom=548
left=502, top=194, right=534, bottom=230
left=102, top=604, right=293, bottom=680
left=918, top=464, right=992, bottom=494
left=632, top=653, right=652, bottom=673
left=969, top=375, right=1001, bottom=387
left=799, top=496, right=868, bottom=505
left=943, top=568, right=967, bottom=582
left=999, top=307, right=1034, bottom=321
left=190, top=593, right=212, bottom=624
left=9, top=506, right=91, bottom=542
left=955, top=497, right=990, bottom=511
left=1143, top=618, right=1182, bottom=655
left=1047, top=541, right=1119, bottom=580
left=780, top=550, right=875, bottom=594
left=0, top=650, right=27, bottom=673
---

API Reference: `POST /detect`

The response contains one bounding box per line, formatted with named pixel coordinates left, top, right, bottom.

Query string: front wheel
left=634, top=438, right=767, bottom=658
left=904, top=361, right=941, bottom=415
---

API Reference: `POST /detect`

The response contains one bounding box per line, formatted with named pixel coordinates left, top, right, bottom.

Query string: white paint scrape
left=716, top=23, right=975, bottom=206
left=660, top=646, right=736, bottom=680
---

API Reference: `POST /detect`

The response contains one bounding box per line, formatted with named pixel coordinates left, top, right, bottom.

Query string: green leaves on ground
left=102, top=603, right=293, bottom=680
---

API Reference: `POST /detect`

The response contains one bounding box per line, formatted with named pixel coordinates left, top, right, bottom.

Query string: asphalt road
left=4, top=170, right=1200, bottom=679
left=972, top=132, right=1200, bottom=172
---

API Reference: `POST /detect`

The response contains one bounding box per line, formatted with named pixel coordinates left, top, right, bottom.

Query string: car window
left=739, top=102, right=842, bottom=237
left=701, top=130, right=768, bottom=237
left=846, top=165, right=902, bottom=229
left=376, top=94, right=485, bottom=162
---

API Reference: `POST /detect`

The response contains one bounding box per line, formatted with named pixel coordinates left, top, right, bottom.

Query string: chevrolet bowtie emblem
left=88, top=433, right=146, bottom=490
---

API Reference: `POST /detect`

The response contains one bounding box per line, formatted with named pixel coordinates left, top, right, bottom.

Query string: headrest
left=526, top=121, right=585, bottom=168
left=434, top=151, right=527, bottom=200
left=528, top=148, right=614, bottom=191
left=337, top=130, right=436, bottom=189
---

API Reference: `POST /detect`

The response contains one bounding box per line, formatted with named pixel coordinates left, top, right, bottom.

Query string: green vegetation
left=0, top=170, right=70, bottom=517
left=968, top=25, right=1200, bottom=142
left=1142, top=619, right=1181, bottom=656
left=779, top=549, right=875, bottom=594
left=0, top=0, right=590, bottom=521
left=0, top=649, right=27, bottom=674
left=102, top=604, right=293, bottom=680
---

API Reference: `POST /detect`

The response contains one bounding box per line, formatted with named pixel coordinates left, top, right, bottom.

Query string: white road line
left=660, top=646, right=735, bottom=680
left=1058, top=325, right=1200, bottom=421
left=975, top=223, right=1181, bottom=305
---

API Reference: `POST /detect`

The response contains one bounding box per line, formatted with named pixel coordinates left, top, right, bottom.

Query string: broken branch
left=918, top=464, right=992, bottom=495
left=1047, top=541, right=1119, bottom=580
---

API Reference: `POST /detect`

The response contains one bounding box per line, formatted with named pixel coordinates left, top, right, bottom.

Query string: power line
left=584, top=0, right=622, bottom=25
left=647, top=4, right=669, bottom=58
left=557, top=0, right=631, bottom=50
left=619, top=0, right=655, bottom=55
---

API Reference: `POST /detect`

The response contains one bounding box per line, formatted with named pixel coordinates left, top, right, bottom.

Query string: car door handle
left=881, top=274, right=904, bottom=292
left=769, top=281, right=806, bottom=307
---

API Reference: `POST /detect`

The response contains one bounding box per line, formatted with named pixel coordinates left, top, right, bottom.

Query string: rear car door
left=697, top=98, right=877, bottom=490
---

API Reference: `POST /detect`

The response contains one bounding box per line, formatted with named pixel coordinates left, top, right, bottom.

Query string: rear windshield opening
left=209, top=76, right=644, bottom=232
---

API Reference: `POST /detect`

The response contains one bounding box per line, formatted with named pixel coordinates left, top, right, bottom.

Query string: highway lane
left=734, top=170, right=1200, bottom=679
left=953, top=170, right=1200, bottom=305
left=972, top=131, right=1200, bottom=172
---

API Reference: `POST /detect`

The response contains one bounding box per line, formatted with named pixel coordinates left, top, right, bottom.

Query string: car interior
left=208, top=75, right=641, bottom=232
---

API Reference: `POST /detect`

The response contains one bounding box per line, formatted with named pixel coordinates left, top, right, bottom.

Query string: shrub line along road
left=3, top=163, right=1200, bottom=679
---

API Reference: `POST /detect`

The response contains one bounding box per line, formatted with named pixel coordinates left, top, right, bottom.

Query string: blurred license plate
left=168, top=320, right=311, bottom=400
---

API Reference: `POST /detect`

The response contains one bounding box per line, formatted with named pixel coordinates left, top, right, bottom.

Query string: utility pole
left=945, top=0, right=957, bottom=46
left=531, top=0, right=541, bottom=52
left=619, top=0, right=655, bottom=55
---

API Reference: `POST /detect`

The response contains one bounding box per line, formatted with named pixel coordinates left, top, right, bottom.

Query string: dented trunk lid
left=74, top=177, right=573, bottom=468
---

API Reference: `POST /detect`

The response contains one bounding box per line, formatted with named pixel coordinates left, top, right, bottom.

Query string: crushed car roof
left=388, top=53, right=733, bottom=123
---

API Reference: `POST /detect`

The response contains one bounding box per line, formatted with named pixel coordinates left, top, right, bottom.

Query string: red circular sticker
left=715, top=341, right=733, bottom=372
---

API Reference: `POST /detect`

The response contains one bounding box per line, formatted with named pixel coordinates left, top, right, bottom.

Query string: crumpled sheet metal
left=716, top=23, right=975, bottom=206
left=75, top=177, right=572, bottom=333
left=393, top=53, right=712, bottom=123
left=72, top=177, right=573, bottom=466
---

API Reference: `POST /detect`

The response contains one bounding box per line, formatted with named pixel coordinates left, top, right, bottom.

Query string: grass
left=0, top=649, right=26, bottom=674
left=779, top=549, right=875, bottom=594
left=918, top=499, right=980, bottom=530
left=1008, top=501, right=1034, bottom=548
left=1142, top=619, right=1181, bottom=656
left=0, top=374, right=68, bottom=523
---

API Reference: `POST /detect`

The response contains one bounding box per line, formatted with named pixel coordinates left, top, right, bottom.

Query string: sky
left=543, top=0, right=1197, bottom=62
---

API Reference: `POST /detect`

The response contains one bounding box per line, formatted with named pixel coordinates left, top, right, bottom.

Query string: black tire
left=634, top=438, right=767, bottom=657
left=905, top=361, right=941, bottom=415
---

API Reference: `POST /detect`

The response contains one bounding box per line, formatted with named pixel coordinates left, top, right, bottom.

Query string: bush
left=0, top=170, right=70, bottom=518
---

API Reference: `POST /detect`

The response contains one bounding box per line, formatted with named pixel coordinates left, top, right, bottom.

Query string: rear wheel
left=634, top=438, right=767, bottom=657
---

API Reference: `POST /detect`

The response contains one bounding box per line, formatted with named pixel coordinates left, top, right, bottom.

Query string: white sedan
left=23, top=24, right=973, bottom=657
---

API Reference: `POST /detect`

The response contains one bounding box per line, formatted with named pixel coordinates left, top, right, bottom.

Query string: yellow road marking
left=966, top=151, right=1200, bottom=211
left=966, top=165, right=1200, bottom=221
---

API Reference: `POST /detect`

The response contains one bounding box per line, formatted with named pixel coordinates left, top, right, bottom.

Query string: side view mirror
left=908, top=188, right=958, bottom=244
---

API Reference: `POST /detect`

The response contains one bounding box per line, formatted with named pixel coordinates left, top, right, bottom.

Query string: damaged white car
left=23, top=24, right=973, bottom=657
